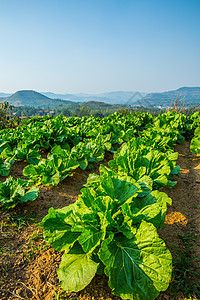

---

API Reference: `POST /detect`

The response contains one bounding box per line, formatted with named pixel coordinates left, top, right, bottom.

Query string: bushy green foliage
left=0, top=101, right=20, bottom=129
left=40, top=166, right=172, bottom=299
left=0, top=157, right=14, bottom=176
left=23, top=152, right=79, bottom=186
left=0, top=176, right=39, bottom=209
left=0, top=110, right=199, bottom=299
left=190, top=126, right=200, bottom=154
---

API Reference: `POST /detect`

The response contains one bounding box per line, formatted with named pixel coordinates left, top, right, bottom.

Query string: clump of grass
left=8, top=211, right=39, bottom=230
left=170, top=233, right=200, bottom=298
left=168, top=96, right=185, bottom=113
left=52, top=291, right=77, bottom=300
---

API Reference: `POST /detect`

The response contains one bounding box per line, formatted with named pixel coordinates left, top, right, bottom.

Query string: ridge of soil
left=0, top=141, right=199, bottom=300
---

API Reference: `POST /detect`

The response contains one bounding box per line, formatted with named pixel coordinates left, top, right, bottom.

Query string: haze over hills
left=42, top=87, right=200, bottom=107
left=0, top=92, right=12, bottom=98
left=41, top=91, right=143, bottom=105
left=42, top=92, right=81, bottom=102
left=0, top=87, right=199, bottom=108
left=143, top=87, right=200, bottom=107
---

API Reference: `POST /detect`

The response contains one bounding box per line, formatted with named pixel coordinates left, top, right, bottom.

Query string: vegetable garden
left=0, top=111, right=199, bottom=300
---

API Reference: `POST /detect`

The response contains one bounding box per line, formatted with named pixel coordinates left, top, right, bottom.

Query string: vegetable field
left=0, top=111, right=199, bottom=300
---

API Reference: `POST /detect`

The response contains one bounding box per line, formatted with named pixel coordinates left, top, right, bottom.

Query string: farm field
left=0, top=112, right=200, bottom=300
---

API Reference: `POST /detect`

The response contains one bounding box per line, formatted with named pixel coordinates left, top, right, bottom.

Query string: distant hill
left=0, top=92, right=12, bottom=98
left=79, top=100, right=123, bottom=110
left=142, top=87, right=200, bottom=107
left=41, top=91, right=144, bottom=105
left=0, top=87, right=200, bottom=109
left=42, top=88, right=200, bottom=107
left=0, top=90, right=127, bottom=112
left=41, top=92, right=80, bottom=102
left=0, top=90, right=73, bottom=108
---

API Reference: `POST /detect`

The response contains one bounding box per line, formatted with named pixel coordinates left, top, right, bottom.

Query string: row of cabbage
left=0, top=111, right=198, bottom=210
left=0, top=110, right=193, bottom=181
left=0, top=113, right=153, bottom=209
left=39, top=111, right=197, bottom=300
left=0, top=112, right=152, bottom=178
left=190, top=111, right=200, bottom=155
left=0, top=111, right=198, bottom=209
left=0, top=111, right=199, bottom=299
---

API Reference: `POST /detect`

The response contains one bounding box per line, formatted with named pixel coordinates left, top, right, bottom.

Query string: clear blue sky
left=0, top=0, right=199, bottom=94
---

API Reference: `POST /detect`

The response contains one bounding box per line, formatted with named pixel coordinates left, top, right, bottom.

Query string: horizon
left=1, top=85, right=200, bottom=96
left=0, top=1, right=200, bottom=93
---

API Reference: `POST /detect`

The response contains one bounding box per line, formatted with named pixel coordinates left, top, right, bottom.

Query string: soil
left=0, top=142, right=199, bottom=300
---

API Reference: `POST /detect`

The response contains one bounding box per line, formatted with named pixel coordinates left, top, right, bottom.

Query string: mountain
left=142, top=87, right=200, bottom=107
left=41, top=92, right=80, bottom=101
left=0, top=90, right=73, bottom=108
left=41, top=91, right=145, bottom=105
left=42, top=88, right=200, bottom=107
left=97, top=91, right=147, bottom=104
left=0, top=87, right=199, bottom=109
left=0, top=92, right=12, bottom=98
left=77, top=91, right=147, bottom=105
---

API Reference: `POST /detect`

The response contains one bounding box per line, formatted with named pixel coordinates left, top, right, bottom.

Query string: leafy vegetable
left=99, top=221, right=172, bottom=300
left=71, top=141, right=105, bottom=170
left=40, top=167, right=172, bottom=299
left=108, top=144, right=178, bottom=189
left=0, top=157, right=14, bottom=176
left=23, top=153, right=79, bottom=185
left=0, top=176, right=40, bottom=209
left=190, top=127, right=200, bottom=154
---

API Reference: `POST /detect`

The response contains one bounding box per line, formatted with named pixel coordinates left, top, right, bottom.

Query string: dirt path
left=0, top=142, right=199, bottom=300
left=158, top=140, right=200, bottom=299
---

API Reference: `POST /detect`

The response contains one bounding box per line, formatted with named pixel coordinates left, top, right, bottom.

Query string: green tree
left=0, top=101, right=20, bottom=129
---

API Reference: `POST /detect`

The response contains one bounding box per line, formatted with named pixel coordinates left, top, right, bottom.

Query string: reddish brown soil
left=158, top=141, right=200, bottom=299
left=0, top=142, right=199, bottom=300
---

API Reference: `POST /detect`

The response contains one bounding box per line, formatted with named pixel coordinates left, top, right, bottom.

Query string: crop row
left=0, top=110, right=198, bottom=185
left=40, top=111, right=199, bottom=300
left=0, top=111, right=200, bottom=299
